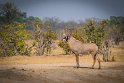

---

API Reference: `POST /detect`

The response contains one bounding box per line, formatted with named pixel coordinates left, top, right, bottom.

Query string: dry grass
left=111, top=42, right=124, bottom=62
left=0, top=41, right=124, bottom=65
left=0, top=55, right=95, bottom=65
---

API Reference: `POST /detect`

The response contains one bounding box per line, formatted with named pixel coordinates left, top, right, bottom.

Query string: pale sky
left=0, top=0, right=124, bottom=21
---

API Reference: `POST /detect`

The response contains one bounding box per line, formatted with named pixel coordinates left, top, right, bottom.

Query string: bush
left=0, top=22, right=29, bottom=56
left=58, top=41, right=71, bottom=54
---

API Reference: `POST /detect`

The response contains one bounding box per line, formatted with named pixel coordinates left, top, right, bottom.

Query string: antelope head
left=62, top=28, right=71, bottom=42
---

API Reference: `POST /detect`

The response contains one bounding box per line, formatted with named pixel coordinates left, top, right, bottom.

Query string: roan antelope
left=63, top=34, right=101, bottom=69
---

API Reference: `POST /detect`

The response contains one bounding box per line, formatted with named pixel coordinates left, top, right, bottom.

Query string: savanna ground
left=0, top=42, right=124, bottom=83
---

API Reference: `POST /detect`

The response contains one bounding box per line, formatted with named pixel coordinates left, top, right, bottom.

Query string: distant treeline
left=0, top=2, right=124, bottom=56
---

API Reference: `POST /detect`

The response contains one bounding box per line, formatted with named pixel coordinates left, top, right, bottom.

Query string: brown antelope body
left=63, top=36, right=101, bottom=69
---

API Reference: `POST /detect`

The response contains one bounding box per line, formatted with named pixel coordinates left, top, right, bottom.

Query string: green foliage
left=0, top=2, right=26, bottom=24
left=110, top=16, right=124, bottom=25
left=43, top=28, right=57, bottom=42
left=33, top=18, right=57, bottom=55
left=43, top=28, right=57, bottom=54
left=109, top=16, right=124, bottom=42
left=0, top=22, right=29, bottom=56
left=0, top=2, right=32, bottom=56
left=84, top=19, right=107, bottom=47
left=24, top=42, right=35, bottom=56
left=58, top=41, right=71, bottom=54
left=72, top=28, right=87, bottom=43
left=32, top=18, right=44, bottom=55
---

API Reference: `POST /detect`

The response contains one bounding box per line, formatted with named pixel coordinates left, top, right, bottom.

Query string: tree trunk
left=37, top=35, right=45, bottom=56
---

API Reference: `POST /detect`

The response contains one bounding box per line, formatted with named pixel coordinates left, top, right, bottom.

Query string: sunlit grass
left=0, top=41, right=124, bottom=65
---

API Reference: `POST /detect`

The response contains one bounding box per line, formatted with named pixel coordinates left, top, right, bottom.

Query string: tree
left=72, top=28, right=87, bottom=43
left=43, top=20, right=57, bottom=54
left=33, top=18, right=44, bottom=56
left=0, top=2, right=29, bottom=56
left=0, top=22, right=28, bottom=56
left=109, top=16, right=124, bottom=45
left=0, top=2, right=26, bottom=24
left=58, top=41, right=71, bottom=54
left=33, top=17, right=57, bottom=55
left=43, top=28, right=57, bottom=54
left=84, top=18, right=107, bottom=48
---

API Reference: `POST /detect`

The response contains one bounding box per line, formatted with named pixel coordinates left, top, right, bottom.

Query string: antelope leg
left=92, top=53, right=97, bottom=69
left=75, top=54, right=80, bottom=68
left=97, top=56, right=101, bottom=69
